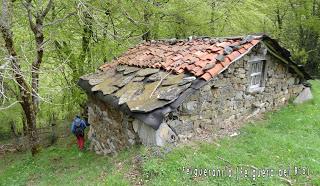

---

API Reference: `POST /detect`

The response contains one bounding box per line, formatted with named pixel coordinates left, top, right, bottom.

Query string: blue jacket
left=71, top=117, right=87, bottom=134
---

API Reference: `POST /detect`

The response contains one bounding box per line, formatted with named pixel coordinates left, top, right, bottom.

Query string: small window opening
left=249, top=60, right=265, bottom=90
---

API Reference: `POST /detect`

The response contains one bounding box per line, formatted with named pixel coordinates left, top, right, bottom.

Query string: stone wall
left=87, top=95, right=178, bottom=155
left=87, top=43, right=305, bottom=154
left=87, top=97, right=139, bottom=155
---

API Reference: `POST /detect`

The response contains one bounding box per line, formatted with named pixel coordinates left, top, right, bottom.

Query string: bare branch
left=150, top=70, right=172, bottom=98
left=0, top=60, right=10, bottom=70
left=23, top=0, right=36, bottom=33
left=41, top=0, right=54, bottom=18
left=121, top=11, right=139, bottom=26
left=44, top=12, right=76, bottom=27
left=0, top=101, right=21, bottom=110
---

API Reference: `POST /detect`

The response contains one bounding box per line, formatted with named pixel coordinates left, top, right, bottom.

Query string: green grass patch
left=0, top=145, right=112, bottom=186
left=0, top=135, right=142, bottom=186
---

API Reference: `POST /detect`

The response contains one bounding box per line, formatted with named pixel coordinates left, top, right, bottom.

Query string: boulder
left=133, top=120, right=157, bottom=146
left=133, top=120, right=178, bottom=147
left=182, top=101, right=198, bottom=113
left=167, top=119, right=193, bottom=135
left=155, top=123, right=178, bottom=146
left=293, top=87, right=313, bottom=104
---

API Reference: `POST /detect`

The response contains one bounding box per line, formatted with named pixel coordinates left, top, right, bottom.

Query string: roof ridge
left=139, top=33, right=266, bottom=45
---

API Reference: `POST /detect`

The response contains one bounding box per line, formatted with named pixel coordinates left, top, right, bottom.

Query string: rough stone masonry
left=86, top=42, right=307, bottom=155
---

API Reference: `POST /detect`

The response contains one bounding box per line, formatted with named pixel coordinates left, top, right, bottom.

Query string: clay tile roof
left=100, top=35, right=265, bottom=82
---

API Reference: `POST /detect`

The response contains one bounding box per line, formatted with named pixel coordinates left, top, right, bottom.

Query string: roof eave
left=261, top=35, right=312, bottom=80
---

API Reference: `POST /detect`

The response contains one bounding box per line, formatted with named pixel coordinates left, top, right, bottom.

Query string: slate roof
left=81, top=65, right=197, bottom=113
left=79, top=34, right=310, bottom=129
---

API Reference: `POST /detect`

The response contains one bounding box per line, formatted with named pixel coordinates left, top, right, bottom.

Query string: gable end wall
left=165, top=43, right=304, bottom=141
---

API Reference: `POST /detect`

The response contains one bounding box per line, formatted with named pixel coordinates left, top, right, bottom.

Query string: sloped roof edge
left=78, top=77, right=206, bottom=129
left=261, top=35, right=311, bottom=80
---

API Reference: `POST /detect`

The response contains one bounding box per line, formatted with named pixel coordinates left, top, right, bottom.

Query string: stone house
left=78, top=34, right=311, bottom=155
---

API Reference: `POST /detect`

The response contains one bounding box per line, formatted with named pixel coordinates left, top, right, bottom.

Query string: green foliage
left=1, top=0, right=320, bottom=131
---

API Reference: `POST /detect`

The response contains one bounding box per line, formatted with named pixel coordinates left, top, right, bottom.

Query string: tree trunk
left=26, top=112, right=39, bottom=155
left=2, top=39, right=40, bottom=155
left=80, top=11, right=93, bottom=66
left=1, top=0, right=53, bottom=156
left=10, top=121, right=19, bottom=138
left=50, top=113, right=57, bottom=145
left=20, top=91, right=40, bottom=156
left=22, top=112, right=27, bottom=136
left=210, top=1, right=216, bottom=36
left=142, top=5, right=151, bottom=41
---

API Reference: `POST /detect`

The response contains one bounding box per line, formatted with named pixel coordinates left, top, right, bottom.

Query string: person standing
left=71, top=116, right=87, bottom=150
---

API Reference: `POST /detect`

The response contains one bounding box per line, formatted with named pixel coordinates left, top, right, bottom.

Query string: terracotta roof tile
left=164, top=51, right=174, bottom=57
left=100, top=63, right=111, bottom=70
left=192, top=57, right=200, bottom=64
left=99, top=35, right=263, bottom=81
left=163, top=59, right=174, bottom=67
left=194, top=51, right=205, bottom=57
left=238, top=47, right=247, bottom=54
left=243, top=43, right=253, bottom=49
left=227, top=51, right=241, bottom=61
left=177, top=68, right=185, bottom=74
left=170, top=59, right=184, bottom=68
left=207, top=46, right=222, bottom=52
left=195, top=60, right=208, bottom=68
left=206, top=63, right=224, bottom=78
left=216, top=41, right=230, bottom=48
left=200, top=53, right=217, bottom=61
left=153, top=62, right=162, bottom=68
left=180, top=63, right=188, bottom=70
left=194, top=69, right=205, bottom=76
left=231, top=41, right=241, bottom=46
left=182, top=53, right=193, bottom=61
left=201, top=72, right=212, bottom=81
left=165, top=66, right=172, bottom=71
left=217, top=50, right=224, bottom=55
left=174, top=66, right=181, bottom=72
left=190, top=66, right=205, bottom=76
left=172, top=54, right=183, bottom=61
left=251, top=39, right=260, bottom=46
left=186, top=64, right=196, bottom=71
left=220, top=57, right=231, bottom=67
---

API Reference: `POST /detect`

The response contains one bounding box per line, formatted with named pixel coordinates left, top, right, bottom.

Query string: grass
left=0, top=137, right=141, bottom=186
left=0, top=80, right=319, bottom=185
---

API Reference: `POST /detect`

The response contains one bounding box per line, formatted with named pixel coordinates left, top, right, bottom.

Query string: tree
left=0, top=0, right=53, bottom=156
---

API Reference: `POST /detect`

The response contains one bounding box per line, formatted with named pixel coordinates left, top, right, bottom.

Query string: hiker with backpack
left=71, top=115, right=88, bottom=150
